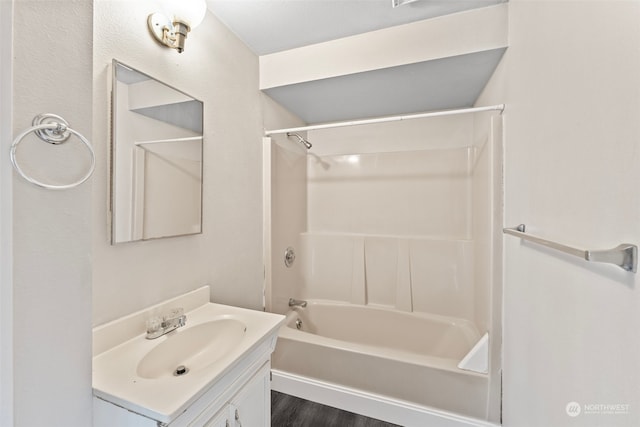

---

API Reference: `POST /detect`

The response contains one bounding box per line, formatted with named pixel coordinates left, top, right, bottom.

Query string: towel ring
left=10, top=114, right=95, bottom=190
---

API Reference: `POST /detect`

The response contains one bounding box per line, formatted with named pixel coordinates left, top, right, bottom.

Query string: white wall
left=0, top=0, right=12, bottom=425
left=11, top=1, right=93, bottom=426
left=93, top=1, right=266, bottom=325
left=477, top=1, right=640, bottom=426
left=3, top=2, right=301, bottom=425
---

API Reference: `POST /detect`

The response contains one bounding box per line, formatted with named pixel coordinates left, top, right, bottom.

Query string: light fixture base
left=148, top=13, right=175, bottom=48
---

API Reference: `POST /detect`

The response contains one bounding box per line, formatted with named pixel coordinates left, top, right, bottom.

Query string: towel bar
left=504, top=224, right=637, bottom=273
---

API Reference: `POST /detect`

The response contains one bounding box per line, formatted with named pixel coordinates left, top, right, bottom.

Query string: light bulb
left=160, top=0, right=207, bottom=29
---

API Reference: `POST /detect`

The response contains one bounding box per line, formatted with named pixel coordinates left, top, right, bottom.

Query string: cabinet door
left=203, top=405, right=231, bottom=427
left=230, top=363, right=270, bottom=427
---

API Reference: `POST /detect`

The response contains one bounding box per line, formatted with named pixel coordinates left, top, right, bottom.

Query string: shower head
left=286, top=132, right=312, bottom=149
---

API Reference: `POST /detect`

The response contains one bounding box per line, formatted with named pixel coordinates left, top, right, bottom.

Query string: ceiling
left=206, top=0, right=506, bottom=56
left=206, top=0, right=508, bottom=124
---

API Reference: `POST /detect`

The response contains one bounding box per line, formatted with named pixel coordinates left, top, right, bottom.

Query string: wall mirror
left=111, top=60, right=203, bottom=244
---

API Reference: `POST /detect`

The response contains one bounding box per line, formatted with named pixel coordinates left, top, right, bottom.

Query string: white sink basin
left=137, top=319, right=247, bottom=379
left=92, top=297, right=284, bottom=424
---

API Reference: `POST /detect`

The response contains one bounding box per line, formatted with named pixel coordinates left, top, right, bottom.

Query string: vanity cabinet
left=187, top=361, right=271, bottom=427
left=202, top=363, right=269, bottom=427
left=229, top=363, right=271, bottom=426
left=94, top=361, right=271, bottom=427
left=202, top=410, right=229, bottom=427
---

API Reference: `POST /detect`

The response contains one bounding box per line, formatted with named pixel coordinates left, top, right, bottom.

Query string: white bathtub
left=271, top=300, right=490, bottom=424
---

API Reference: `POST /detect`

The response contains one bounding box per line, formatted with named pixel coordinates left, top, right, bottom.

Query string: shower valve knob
left=284, top=247, right=296, bottom=268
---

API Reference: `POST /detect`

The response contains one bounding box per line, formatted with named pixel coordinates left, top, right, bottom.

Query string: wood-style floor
left=271, top=391, right=402, bottom=427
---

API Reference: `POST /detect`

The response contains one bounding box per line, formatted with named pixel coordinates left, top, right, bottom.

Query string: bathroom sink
left=92, top=294, right=285, bottom=424
left=136, top=319, right=247, bottom=379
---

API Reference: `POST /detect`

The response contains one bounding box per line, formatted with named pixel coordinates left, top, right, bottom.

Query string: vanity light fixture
left=147, top=0, right=207, bottom=53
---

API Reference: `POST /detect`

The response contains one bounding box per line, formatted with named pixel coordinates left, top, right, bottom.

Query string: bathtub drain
left=295, top=319, right=303, bottom=330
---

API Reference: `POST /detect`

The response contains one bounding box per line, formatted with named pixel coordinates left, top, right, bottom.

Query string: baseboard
left=271, top=370, right=500, bottom=427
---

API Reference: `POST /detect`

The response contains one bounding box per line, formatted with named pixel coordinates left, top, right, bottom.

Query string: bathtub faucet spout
left=288, top=298, right=307, bottom=308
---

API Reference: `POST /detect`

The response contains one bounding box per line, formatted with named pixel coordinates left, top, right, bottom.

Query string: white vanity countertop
left=92, top=289, right=284, bottom=424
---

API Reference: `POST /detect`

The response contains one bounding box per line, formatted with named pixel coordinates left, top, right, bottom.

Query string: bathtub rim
left=278, top=298, right=482, bottom=322
left=282, top=298, right=482, bottom=328
left=278, top=299, right=487, bottom=376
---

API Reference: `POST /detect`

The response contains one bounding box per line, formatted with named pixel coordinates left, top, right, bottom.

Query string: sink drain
left=173, top=365, right=189, bottom=376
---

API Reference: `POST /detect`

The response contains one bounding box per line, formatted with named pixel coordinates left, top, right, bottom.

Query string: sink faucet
left=288, top=298, right=307, bottom=308
left=146, top=308, right=186, bottom=339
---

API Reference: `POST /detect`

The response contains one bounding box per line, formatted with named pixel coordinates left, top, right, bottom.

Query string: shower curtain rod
left=264, top=104, right=505, bottom=136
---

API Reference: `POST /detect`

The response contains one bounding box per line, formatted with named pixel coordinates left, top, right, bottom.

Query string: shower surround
left=264, top=111, right=503, bottom=425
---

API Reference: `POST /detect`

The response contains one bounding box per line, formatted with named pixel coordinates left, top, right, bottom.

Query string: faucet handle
left=163, top=307, right=184, bottom=321
left=145, top=316, right=162, bottom=334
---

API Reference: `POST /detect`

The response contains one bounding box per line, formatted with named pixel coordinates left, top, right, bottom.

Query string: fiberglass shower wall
left=267, top=112, right=502, bottom=336
left=265, top=111, right=504, bottom=421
